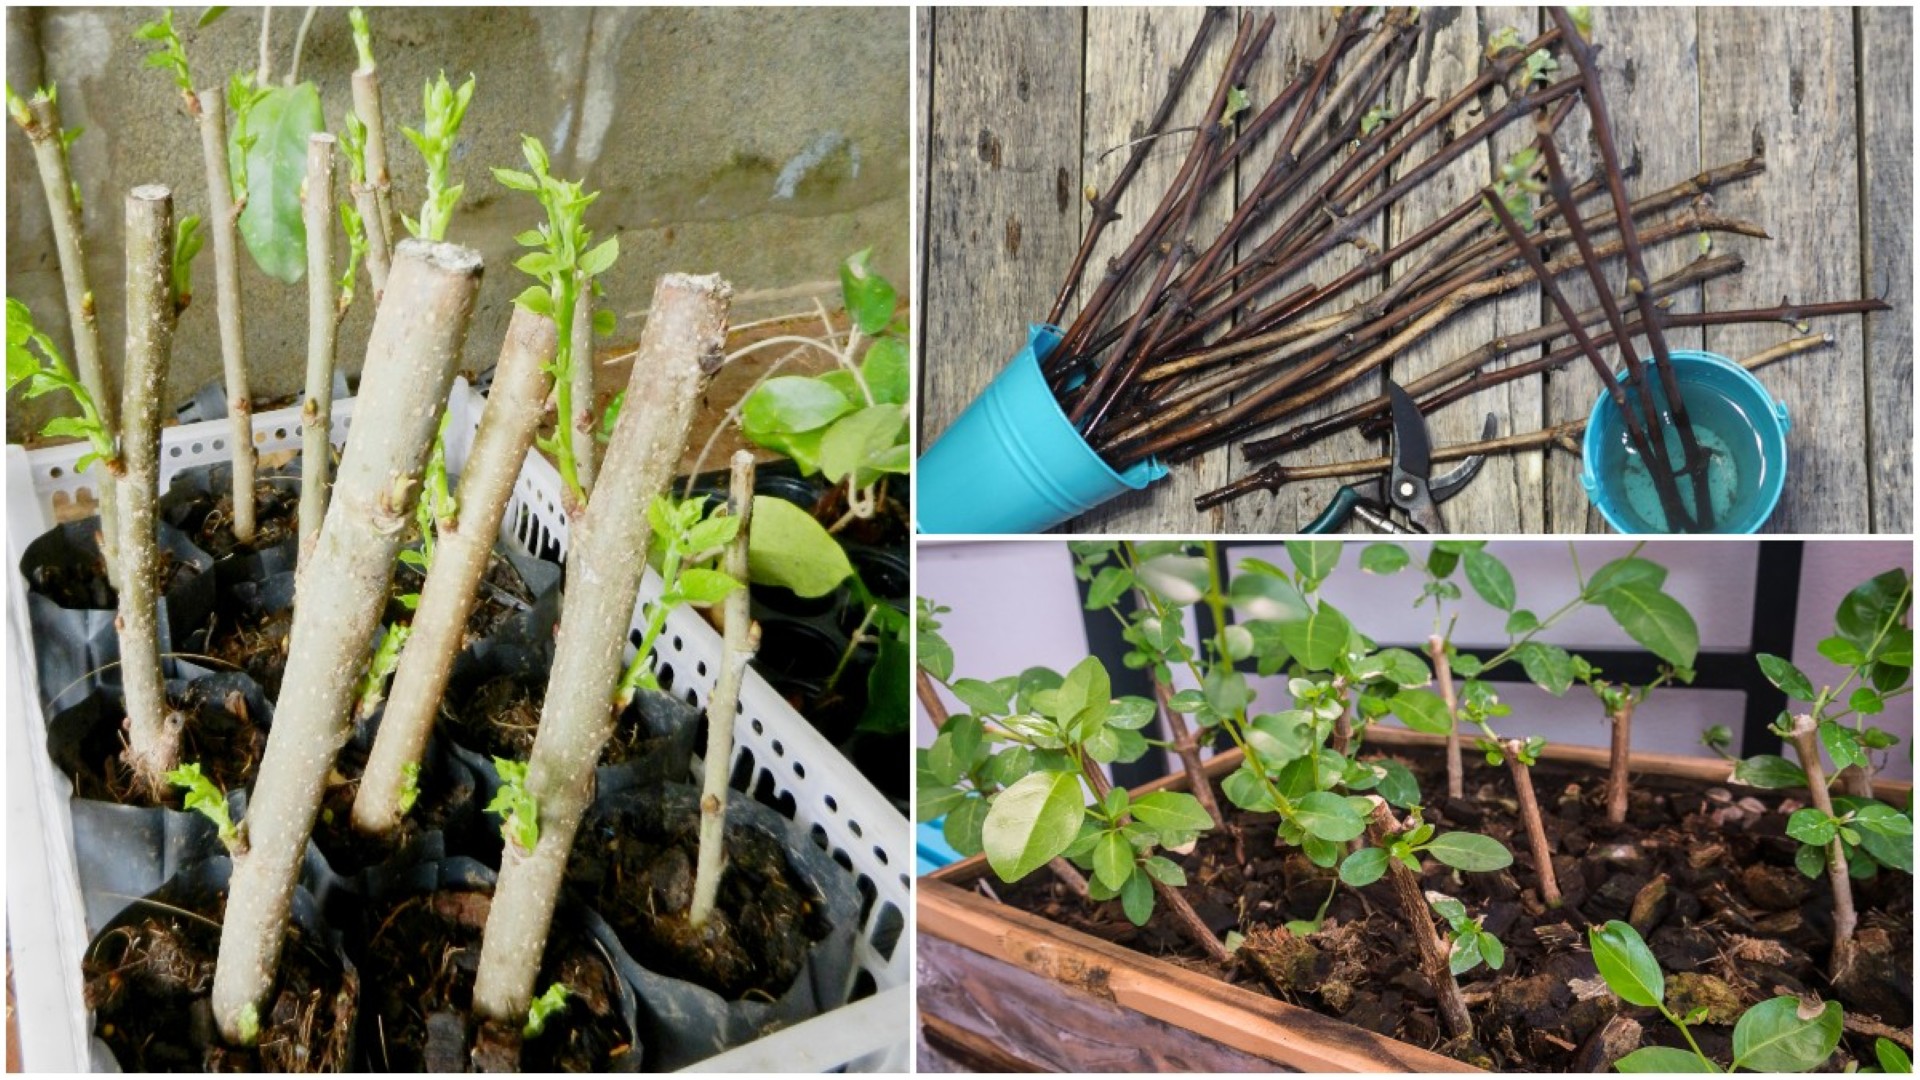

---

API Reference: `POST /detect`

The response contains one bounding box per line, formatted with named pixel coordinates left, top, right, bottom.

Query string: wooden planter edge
left=922, top=729, right=1910, bottom=1072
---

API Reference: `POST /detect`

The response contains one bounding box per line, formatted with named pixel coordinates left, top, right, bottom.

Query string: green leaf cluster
left=738, top=250, right=909, bottom=488
left=354, top=622, right=411, bottom=719
left=523, top=982, right=570, bottom=1038
left=7, top=297, right=117, bottom=474
left=166, top=762, right=240, bottom=847
left=488, top=757, right=540, bottom=853
left=1429, top=893, right=1506, bottom=976
left=614, top=495, right=744, bottom=703
left=401, top=72, right=476, bottom=242
left=1592, top=920, right=1843, bottom=1073
left=133, top=9, right=194, bottom=98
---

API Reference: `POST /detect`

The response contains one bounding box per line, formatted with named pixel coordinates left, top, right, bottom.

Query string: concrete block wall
left=6, top=6, right=909, bottom=432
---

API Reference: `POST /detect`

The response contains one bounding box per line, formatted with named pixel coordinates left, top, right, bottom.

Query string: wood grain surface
left=916, top=7, right=1911, bottom=534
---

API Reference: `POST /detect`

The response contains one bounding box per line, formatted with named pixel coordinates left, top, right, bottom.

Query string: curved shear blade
left=1386, top=383, right=1440, bottom=530
left=1429, top=413, right=1499, bottom=501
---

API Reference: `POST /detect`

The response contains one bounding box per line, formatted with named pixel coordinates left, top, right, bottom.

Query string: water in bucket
left=1596, top=380, right=1771, bottom=532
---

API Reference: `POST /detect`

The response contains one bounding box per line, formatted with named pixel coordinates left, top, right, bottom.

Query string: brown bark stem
left=351, top=67, right=396, bottom=250
left=1154, top=679, right=1223, bottom=829
left=195, top=86, right=258, bottom=544
left=1365, top=798, right=1472, bottom=1038
left=212, top=240, right=483, bottom=1043
left=1785, top=714, right=1857, bottom=966
left=473, top=273, right=729, bottom=1023
left=299, top=133, right=338, bottom=562
left=1194, top=330, right=1836, bottom=511
left=1428, top=635, right=1464, bottom=801
left=1504, top=741, right=1562, bottom=907
left=690, top=451, right=757, bottom=929
left=119, top=186, right=181, bottom=795
left=18, top=94, right=120, bottom=587
left=1080, top=761, right=1232, bottom=964
left=352, top=306, right=558, bottom=836
left=1605, top=700, right=1635, bottom=826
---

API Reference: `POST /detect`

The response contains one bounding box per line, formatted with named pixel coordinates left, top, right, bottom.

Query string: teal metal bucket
left=1580, top=349, right=1790, bottom=534
left=916, top=325, right=1167, bottom=533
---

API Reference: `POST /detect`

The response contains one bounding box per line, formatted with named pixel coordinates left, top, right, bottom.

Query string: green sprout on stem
left=1591, top=920, right=1842, bottom=1073
left=1359, top=104, right=1395, bottom=137
left=1485, top=146, right=1546, bottom=230
left=133, top=9, right=196, bottom=107
left=396, top=761, right=421, bottom=817
left=166, top=762, right=242, bottom=851
left=396, top=411, right=457, bottom=606
left=614, top=495, right=742, bottom=708
left=355, top=622, right=411, bottom=720
left=1485, top=26, right=1524, bottom=58
left=235, top=1002, right=260, bottom=1046
left=349, top=7, right=376, bottom=71
left=1700, top=723, right=1735, bottom=759
left=1523, top=48, right=1559, bottom=85
left=488, top=757, right=540, bottom=854
left=337, top=201, right=367, bottom=315
left=1428, top=893, right=1506, bottom=976
left=523, top=982, right=570, bottom=1038
left=5, top=83, right=85, bottom=212
left=7, top=297, right=117, bottom=475
left=224, top=71, right=273, bottom=208
left=400, top=72, right=475, bottom=242
left=494, top=135, right=618, bottom=512
left=172, top=214, right=204, bottom=315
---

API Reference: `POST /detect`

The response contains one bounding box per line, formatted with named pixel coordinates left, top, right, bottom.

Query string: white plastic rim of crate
left=678, top=984, right=914, bottom=1073
left=448, top=382, right=911, bottom=1071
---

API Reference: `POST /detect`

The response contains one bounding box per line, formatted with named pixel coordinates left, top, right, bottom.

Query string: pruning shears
left=1302, top=383, right=1495, bottom=534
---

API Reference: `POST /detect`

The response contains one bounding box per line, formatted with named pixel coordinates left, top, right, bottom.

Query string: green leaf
left=1514, top=642, right=1576, bottom=695
left=1586, top=556, right=1669, bottom=598
left=1339, top=846, right=1389, bottom=887
left=982, top=771, right=1086, bottom=882
left=1085, top=565, right=1134, bottom=610
left=1462, top=549, right=1515, bottom=611
left=1292, top=791, right=1367, bottom=842
left=1285, top=540, right=1342, bottom=583
left=839, top=248, right=897, bottom=335
left=1130, top=791, right=1213, bottom=837
left=1142, top=855, right=1186, bottom=888
left=1505, top=609, right=1540, bottom=635
left=1105, top=695, right=1155, bottom=731
left=1732, top=754, right=1807, bottom=790
left=1841, top=801, right=1914, bottom=873
left=1053, top=656, right=1112, bottom=733
left=1278, top=601, right=1352, bottom=671
left=1731, top=997, right=1842, bottom=1073
left=675, top=568, right=740, bottom=606
left=949, top=678, right=1011, bottom=718
left=233, top=83, right=325, bottom=283
left=579, top=236, right=619, bottom=277
left=1786, top=807, right=1838, bottom=846
left=1849, top=687, right=1887, bottom=716
left=1588, top=920, right=1665, bottom=1008
left=819, top=404, right=907, bottom=486
left=1351, top=647, right=1430, bottom=688
left=741, top=376, right=854, bottom=436
left=746, top=496, right=854, bottom=598
left=1613, top=1047, right=1716, bottom=1073
left=1389, top=689, right=1453, bottom=735
left=1119, top=867, right=1155, bottom=926
left=1818, top=635, right=1868, bottom=667
left=916, top=782, right=967, bottom=823
left=512, top=284, right=554, bottom=318
left=1246, top=711, right=1313, bottom=764
left=1602, top=583, right=1700, bottom=668
left=1757, top=653, right=1816, bottom=701
left=861, top=336, right=910, bottom=405
left=1423, top=832, right=1513, bottom=872
left=1449, top=930, right=1485, bottom=976
left=1836, top=569, right=1911, bottom=651
left=1373, top=760, right=1420, bottom=809
left=1820, top=721, right=1870, bottom=773
left=1878, top=1037, right=1913, bottom=1074
left=1136, top=553, right=1210, bottom=606
left=1359, top=542, right=1410, bottom=574
left=1092, top=830, right=1133, bottom=891
left=1221, top=763, right=1277, bottom=813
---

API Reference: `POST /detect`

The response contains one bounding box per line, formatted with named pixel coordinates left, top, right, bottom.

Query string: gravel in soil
left=999, top=750, right=1912, bottom=1072
left=566, top=793, right=829, bottom=1001
left=356, top=889, right=632, bottom=1072
left=82, top=885, right=355, bottom=1071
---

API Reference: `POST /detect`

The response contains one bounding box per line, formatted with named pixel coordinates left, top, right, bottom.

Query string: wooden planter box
left=920, top=727, right=1910, bottom=1072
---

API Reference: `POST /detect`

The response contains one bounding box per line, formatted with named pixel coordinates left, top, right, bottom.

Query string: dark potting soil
left=357, top=889, right=633, bottom=1071
left=308, top=741, right=474, bottom=879
left=444, top=674, right=656, bottom=766
left=388, top=549, right=536, bottom=645
left=83, top=886, right=355, bottom=1071
left=185, top=479, right=301, bottom=562
left=566, top=800, right=828, bottom=1001
left=67, top=683, right=266, bottom=807
left=997, top=750, right=1913, bottom=1072
left=27, top=544, right=199, bottom=611
left=204, top=604, right=295, bottom=701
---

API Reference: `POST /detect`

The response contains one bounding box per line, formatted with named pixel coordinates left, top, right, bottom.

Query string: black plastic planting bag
left=318, top=721, right=480, bottom=897
left=83, top=856, right=358, bottom=1072
left=47, top=670, right=277, bottom=932
left=567, top=784, right=860, bottom=1070
left=344, top=855, right=643, bottom=1072
left=20, top=518, right=215, bottom=713
left=157, top=459, right=303, bottom=583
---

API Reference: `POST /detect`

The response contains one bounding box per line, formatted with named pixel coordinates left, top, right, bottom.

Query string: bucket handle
left=1773, top=400, right=1792, bottom=435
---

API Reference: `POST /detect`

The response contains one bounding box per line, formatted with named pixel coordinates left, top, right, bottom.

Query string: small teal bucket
left=917, top=325, right=1167, bottom=533
left=1581, top=349, right=1790, bottom=534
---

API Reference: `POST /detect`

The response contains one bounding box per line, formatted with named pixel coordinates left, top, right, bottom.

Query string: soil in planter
left=357, top=888, right=632, bottom=1071
left=203, top=602, right=295, bottom=701
left=179, top=476, right=301, bottom=563
left=444, top=672, right=659, bottom=766
left=387, top=548, right=538, bottom=645
left=997, top=751, right=1913, bottom=1072
left=82, top=883, right=353, bottom=1070
left=308, top=740, right=474, bottom=879
left=64, top=682, right=266, bottom=806
left=566, top=797, right=829, bottom=1001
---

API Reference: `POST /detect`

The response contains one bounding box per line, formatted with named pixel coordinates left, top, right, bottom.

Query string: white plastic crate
left=5, top=380, right=910, bottom=1072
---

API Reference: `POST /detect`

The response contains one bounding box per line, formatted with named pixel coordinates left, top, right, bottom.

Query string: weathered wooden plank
left=1071, top=7, right=1234, bottom=533
left=1386, top=7, right=1544, bottom=533
left=919, top=8, right=1084, bottom=453
left=915, top=5, right=932, bottom=449
left=917, top=934, right=1292, bottom=1072
left=1858, top=7, right=1913, bottom=534
left=1545, top=7, right=1706, bottom=534
left=1699, top=8, right=1866, bottom=533
left=1221, top=8, right=1390, bottom=533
